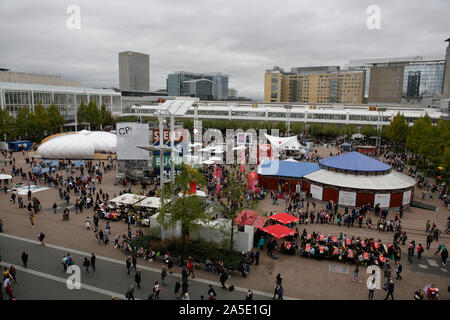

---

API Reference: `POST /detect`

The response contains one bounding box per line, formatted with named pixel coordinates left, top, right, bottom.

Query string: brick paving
left=0, top=147, right=449, bottom=300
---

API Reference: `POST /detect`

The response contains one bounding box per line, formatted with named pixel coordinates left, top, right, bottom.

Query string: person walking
left=187, top=257, right=195, bottom=279
left=85, top=217, right=91, bottom=230
left=273, top=281, right=280, bottom=299
left=9, top=266, right=17, bottom=284
left=161, top=266, right=167, bottom=287
left=61, top=255, right=68, bottom=272
left=29, top=213, right=35, bottom=228
left=277, top=285, right=284, bottom=300
left=125, top=284, right=135, bottom=300
left=417, top=244, right=424, bottom=260
left=37, top=232, right=45, bottom=245
left=131, top=254, right=137, bottom=272
left=207, top=285, right=216, bottom=300
left=52, top=202, right=57, bottom=214
left=426, top=234, right=433, bottom=250
left=220, top=270, right=228, bottom=289
left=395, top=263, right=402, bottom=280
left=126, top=256, right=132, bottom=276
left=21, top=251, right=28, bottom=268
left=384, top=279, right=395, bottom=300
left=90, top=253, right=96, bottom=272
left=154, top=281, right=162, bottom=299
left=135, top=270, right=141, bottom=289
left=255, top=250, right=260, bottom=266
left=82, top=257, right=90, bottom=274
left=352, top=265, right=361, bottom=283
left=368, top=278, right=376, bottom=300
left=174, top=281, right=182, bottom=299
left=246, top=289, right=253, bottom=300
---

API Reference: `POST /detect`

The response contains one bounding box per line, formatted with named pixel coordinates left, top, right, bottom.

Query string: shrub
left=131, top=236, right=243, bottom=268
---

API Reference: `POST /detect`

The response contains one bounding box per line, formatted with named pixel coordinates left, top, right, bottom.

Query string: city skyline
left=0, top=0, right=448, bottom=100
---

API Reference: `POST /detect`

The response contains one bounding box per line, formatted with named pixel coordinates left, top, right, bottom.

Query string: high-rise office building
left=264, top=66, right=365, bottom=104
left=118, top=51, right=150, bottom=92
left=166, top=71, right=229, bottom=100
left=347, top=56, right=445, bottom=104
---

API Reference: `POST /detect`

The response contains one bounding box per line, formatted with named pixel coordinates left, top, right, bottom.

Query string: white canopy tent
left=136, top=197, right=170, bottom=209
left=0, top=174, right=13, bottom=180
left=110, top=193, right=146, bottom=205
left=264, top=133, right=304, bottom=154
left=178, top=190, right=207, bottom=198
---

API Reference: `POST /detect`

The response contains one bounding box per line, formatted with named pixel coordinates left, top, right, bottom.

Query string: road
left=0, top=233, right=279, bottom=300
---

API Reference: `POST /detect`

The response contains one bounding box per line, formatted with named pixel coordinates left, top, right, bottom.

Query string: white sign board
left=402, top=190, right=411, bottom=206
left=310, top=184, right=323, bottom=201
left=338, top=191, right=357, bottom=206
left=374, top=193, right=391, bottom=208
left=116, top=122, right=150, bottom=160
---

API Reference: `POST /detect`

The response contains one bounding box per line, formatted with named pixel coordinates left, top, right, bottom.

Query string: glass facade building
left=166, top=71, right=229, bottom=100
left=402, top=63, right=445, bottom=99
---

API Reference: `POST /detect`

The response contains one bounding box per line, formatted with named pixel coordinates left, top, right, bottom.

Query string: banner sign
left=374, top=193, right=391, bottom=208
left=338, top=191, right=357, bottom=206
left=117, top=122, right=150, bottom=160
left=402, top=190, right=411, bottom=206
left=310, top=184, right=323, bottom=201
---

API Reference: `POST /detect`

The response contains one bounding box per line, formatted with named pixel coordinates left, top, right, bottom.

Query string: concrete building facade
left=0, top=68, right=80, bottom=87
left=0, top=82, right=122, bottom=126
left=264, top=66, right=365, bottom=104
left=118, top=51, right=150, bottom=92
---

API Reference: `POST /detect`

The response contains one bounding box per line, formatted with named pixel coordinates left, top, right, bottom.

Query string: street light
left=376, top=107, right=387, bottom=147
left=284, top=105, right=293, bottom=136
left=134, top=103, right=142, bottom=123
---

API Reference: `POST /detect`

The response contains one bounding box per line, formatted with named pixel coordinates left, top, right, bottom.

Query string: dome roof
left=319, top=152, right=391, bottom=173
left=38, top=131, right=116, bottom=159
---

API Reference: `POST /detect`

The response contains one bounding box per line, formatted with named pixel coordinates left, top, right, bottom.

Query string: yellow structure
left=264, top=66, right=365, bottom=104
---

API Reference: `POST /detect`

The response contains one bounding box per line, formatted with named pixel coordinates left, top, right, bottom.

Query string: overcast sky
left=0, top=0, right=449, bottom=99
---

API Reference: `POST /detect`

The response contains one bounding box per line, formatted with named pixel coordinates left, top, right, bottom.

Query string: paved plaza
left=0, top=147, right=449, bottom=300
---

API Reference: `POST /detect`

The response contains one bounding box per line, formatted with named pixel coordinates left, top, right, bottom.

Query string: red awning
left=269, top=212, right=299, bottom=225
left=260, top=224, right=297, bottom=239
left=235, top=210, right=267, bottom=229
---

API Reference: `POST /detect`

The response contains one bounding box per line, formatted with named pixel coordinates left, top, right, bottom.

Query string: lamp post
left=134, top=103, right=142, bottom=123
left=284, top=104, right=293, bottom=136
left=376, top=107, right=387, bottom=148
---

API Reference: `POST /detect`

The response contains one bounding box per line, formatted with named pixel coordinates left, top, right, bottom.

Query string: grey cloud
left=0, top=0, right=449, bottom=99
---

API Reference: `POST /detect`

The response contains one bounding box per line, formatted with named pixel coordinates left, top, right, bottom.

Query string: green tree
left=14, top=106, right=32, bottom=138
left=322, top=124, right=341, bottom=137
left=77, top=101, right=89, bottom=126
left=157, top=164, right=210, bottom=250
left=100, top=103, right=115, bottom=128
left=87, top=101, right=101, bottom=130
left=308, top=123, right=322, bottom=137
left=386, top=113, right=408, bottom=145
left=31, top=104, right=50, bottom=139
left=290, top=122, right=305, bottom=135
left=218, top=169, right=248, bottom=263
left=342, top=124, right=357, bottom=137
left=47, top=103, right=65, bottom=134
left=406, top=114, right=432, bottom=153
left=0, top=108, right=14, bottom=141
left=359, top=125, right=378, bottom=137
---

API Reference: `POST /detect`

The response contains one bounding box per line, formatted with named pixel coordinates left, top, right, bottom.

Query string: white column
left=170, top=114, right=175, bottom=184
left=159, top=115, right=164, bottom=190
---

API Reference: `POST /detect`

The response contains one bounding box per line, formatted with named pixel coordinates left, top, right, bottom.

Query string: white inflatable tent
left=38, top=130, right=117, bottom=159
